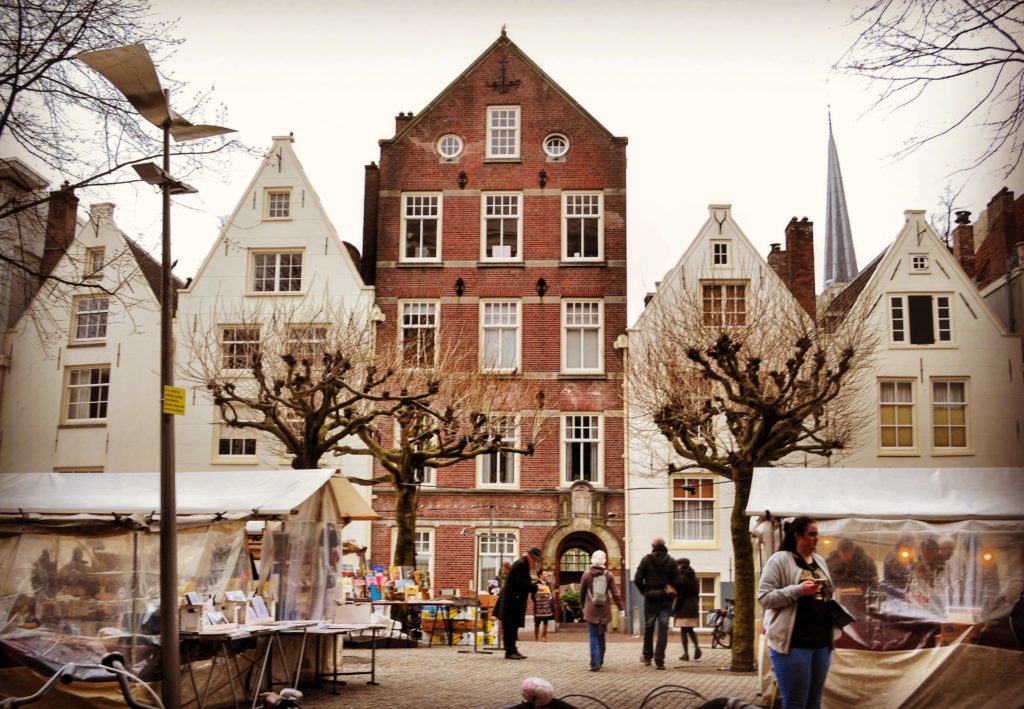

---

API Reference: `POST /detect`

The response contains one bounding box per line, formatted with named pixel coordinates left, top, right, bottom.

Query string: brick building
left=361, top=32, right=627, bottom=594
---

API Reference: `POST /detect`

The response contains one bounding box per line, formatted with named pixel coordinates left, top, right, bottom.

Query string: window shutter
left=907, top=295, right=935, bottom=344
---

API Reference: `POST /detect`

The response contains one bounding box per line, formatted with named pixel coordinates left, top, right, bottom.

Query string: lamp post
left=76, top=45, right=233, bottom=709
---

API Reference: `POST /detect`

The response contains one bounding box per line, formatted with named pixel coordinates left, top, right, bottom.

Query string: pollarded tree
left=838, top=0, right=1024, bottom=175
left=628, top=278, right=875, bottom=672
left=337, top=343, right=545, bottom=567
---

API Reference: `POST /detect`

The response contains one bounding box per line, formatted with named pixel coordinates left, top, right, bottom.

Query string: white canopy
left=746, top=467, right=1024, bottom=520
left=0, top=469, right=378, bottom=524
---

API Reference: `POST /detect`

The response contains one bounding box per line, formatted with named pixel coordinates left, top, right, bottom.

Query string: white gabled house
left=172, top=135, right=377, bottom=543
left=823, top=210, right=1024, bottom=467
left=0, top=202, right=166, bottom=473
left=625, top=204, right=817, bottom=613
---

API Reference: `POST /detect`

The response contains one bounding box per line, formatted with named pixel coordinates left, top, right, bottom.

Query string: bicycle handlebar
left=100, top=653, right=161, bottom=709
left=0, top=663, right=76, bottom=709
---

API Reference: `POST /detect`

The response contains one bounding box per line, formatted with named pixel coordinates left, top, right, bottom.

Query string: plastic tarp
left=0, top=469, right=378, bottom=524
left=745, top=467, right=1024, bottom=708
left=745, top=467, right=1024, bottom=520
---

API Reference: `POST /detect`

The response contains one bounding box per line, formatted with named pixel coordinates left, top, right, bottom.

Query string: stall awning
left=0, top=468, right=379, bottom=523
left=745, top=467, right=1024, bottom=520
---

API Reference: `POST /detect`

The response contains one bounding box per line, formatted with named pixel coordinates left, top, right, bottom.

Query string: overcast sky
left=88, top=0, right=1023, bottom=324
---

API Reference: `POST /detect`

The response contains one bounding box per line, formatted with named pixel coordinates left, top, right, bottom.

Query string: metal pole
left=158, top=89, right=181, bottom=709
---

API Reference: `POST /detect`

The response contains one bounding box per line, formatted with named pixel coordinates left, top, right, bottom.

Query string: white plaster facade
left=831, top=210, right=1024, bottom=467
left=624, top=205, right=811, bottom=614
left=0, top=203, right=162, bottom=473
left=172, top=136, right=377, bottom=546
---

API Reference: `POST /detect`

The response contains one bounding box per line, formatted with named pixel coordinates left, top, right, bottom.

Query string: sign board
left=163, top=385, right=186, bottom=416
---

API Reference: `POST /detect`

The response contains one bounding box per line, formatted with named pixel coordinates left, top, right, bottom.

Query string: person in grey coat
left=758, top=516, right=845, bottom=709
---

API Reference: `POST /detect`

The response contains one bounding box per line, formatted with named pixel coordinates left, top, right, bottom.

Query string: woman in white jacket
left=758, top=516, right=841, bottom=709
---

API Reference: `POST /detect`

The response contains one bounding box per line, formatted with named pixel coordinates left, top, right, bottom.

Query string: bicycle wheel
left=716, top=628, right=732, bottom=649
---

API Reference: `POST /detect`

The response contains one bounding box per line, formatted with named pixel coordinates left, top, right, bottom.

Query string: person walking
left=532, top=569, right=555, bottom=641
left=579, top=550, right=622, bottom=671
left=633, top=537, right=681, bottom=670
left=497, top=547, right=541, bottom=659
left=758, top=515, right=846, bottom=709
left=673, top=557, right=702, bottom=661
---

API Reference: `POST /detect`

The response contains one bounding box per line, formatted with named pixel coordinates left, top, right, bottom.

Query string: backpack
left=589, top=571, right=609, bottom=607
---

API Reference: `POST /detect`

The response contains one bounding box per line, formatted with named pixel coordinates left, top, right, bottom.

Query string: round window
left=438, top=134, right=463, bottom=159
left=543, top=134, right=569, bottom=158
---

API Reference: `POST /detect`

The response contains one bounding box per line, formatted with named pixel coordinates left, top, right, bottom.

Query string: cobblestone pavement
left=301, top=634, right=762, bottom=709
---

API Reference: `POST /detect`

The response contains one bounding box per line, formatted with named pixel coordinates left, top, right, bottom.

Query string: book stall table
left=350, top=598, right=458, bottom=647
left=294, top=622, right=387, bottom=695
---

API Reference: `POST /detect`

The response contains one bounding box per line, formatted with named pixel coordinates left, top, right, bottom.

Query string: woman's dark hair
left=781, top=515, right=816, bottom=552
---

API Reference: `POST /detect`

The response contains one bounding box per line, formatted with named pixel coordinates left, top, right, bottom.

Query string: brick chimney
left=40, top=185, right=79, bottom=277
left=986, top=188, right=1018, bottom=281
left=90, top=202, right=115, bottom=225
left=952, top=210, right=975, bottom=279
left=394, top=111, right=414, bottom=136
left=361, top=162, right=380, bottom=285
left=784, top=217, right=816, bottom=320
left=767, top=243, right=787, bottom=283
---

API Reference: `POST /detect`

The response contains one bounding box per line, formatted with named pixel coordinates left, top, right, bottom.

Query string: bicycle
left=706, top=598, right=734, bottom=649
left=0, top=653, right=161, bottom=709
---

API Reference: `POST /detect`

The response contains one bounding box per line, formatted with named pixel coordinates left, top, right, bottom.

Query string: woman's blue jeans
left=769, top=646, right=832, bottom=709
left=588, top=622, right=607, bottom=669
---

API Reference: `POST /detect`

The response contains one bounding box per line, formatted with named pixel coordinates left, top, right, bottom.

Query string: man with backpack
left=579, top=549, right=623, bottom=671
left=634, top=537, right=682, bottom=669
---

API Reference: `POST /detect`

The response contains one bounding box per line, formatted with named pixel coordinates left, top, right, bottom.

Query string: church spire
left=824, top=114, right=858, bottom=286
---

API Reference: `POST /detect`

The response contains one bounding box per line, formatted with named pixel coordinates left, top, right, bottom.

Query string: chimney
left=784, top=217, right=816, bottom=320
left=767, top=243, right=787, bottom=284
left=985, top=188, right=1017, bottom=280
left=952, top=210, right=975, bottom=279
left=90, top=202, right=115, bottom=224
left=361, top=162, right=380, bottom=286
left=394, top=111, right=414, bottom=136
left=40, top=185, right=79, bottom=277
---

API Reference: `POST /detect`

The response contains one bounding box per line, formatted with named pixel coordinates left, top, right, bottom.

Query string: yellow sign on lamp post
left=163, top=385, right=186, bottom=416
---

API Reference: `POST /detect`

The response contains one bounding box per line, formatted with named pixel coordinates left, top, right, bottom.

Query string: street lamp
left=76, top=44, right=233, bottom=709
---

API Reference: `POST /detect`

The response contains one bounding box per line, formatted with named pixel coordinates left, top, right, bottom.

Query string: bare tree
left=837, top=0, right=1024, bottom=176
left=628, top=281, right=875, bottom=672
left=183, top=308, right=544, bottom=567
left=338, top=343, right=545, bottom=567
left=929, top=182, right=967, bottom=247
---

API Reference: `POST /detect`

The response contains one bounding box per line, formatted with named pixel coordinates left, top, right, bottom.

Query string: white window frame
left=399, top=300, right=439, bottom=368
left=63, top=365, right=110, bottom=423
left=400, top=193, right=442, bottom=262
left=486, top=106, right=520, bottom=159
left=214, top=421, right=258, bottom=462
left=263, top=188, right=292, bottom=220
left=711, top=241, right=729, bottom=267
left=561, top=413, right=603, bottom=485
left=543, top=133, right=569, bottom=158
left=878, top=379, right=917, bottom=453
left=249, top=250, right=303, bottom=294
left=480, top=300, right=520, bottom=372
left=930, top=378, right=970, bottom=453
left=480, top=193, right=522, bottom=261
left=390, top=528, right=435, bottom=580
left=220, top=325, right=261, bottom=371
left=670, top=476, right=716, bottom=545
left=478, top=415, right=519, bottom=488
left=888, top=294, right=953, bottom=345
left=84, top=247, right=104, bottom=279
left=702, top=282, right=747, bottom=327
left=562, top=300, right=603, bottom=374
left=72, top=296, right=109, bottom=343
left=910, top=254, right=930, bottom=273
left=437, top=135, right=463, bottom=160
left=393, top=420, right=436, bottom=486
left=286, top=324, right=328, bottom=363
left=562, top=192, right=603, bottom=261
left=476, top=530, right=517, bottom=593
left=696, top=575, right=719, bottom=629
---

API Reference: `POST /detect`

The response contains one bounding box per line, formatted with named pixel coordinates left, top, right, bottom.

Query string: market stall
left=0, top=469, right=377, bottom=707
left=747, top=467, right=1023, bottom=708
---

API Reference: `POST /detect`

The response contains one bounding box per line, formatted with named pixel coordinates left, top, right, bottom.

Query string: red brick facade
left=362, top=33, right=627, bottom=592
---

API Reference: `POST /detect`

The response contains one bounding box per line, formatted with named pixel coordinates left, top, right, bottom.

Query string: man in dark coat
left=827, top=538, right=879, bottom=592
left=497, top=547, right=541, bottom=659
left=633, top=537, right=681, bottom=669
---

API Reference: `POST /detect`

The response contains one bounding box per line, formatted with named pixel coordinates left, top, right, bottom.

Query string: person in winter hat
left=633, top=537, right=682, bottom=669
left=579, top=549, right=623, bottom=671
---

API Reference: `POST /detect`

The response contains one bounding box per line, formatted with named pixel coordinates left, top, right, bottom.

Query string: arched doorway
left=555, top=531, right=604, bottom=588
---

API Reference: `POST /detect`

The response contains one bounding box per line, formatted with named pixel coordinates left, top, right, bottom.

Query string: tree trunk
left=392, top=472, right=418, bottom=567
left=729, top=466, right=756, bottom=672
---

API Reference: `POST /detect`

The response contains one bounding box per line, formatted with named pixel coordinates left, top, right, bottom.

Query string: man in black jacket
left=497, top=547, right=541, bottom=659
left=633, top=537, right=681, bottom=669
